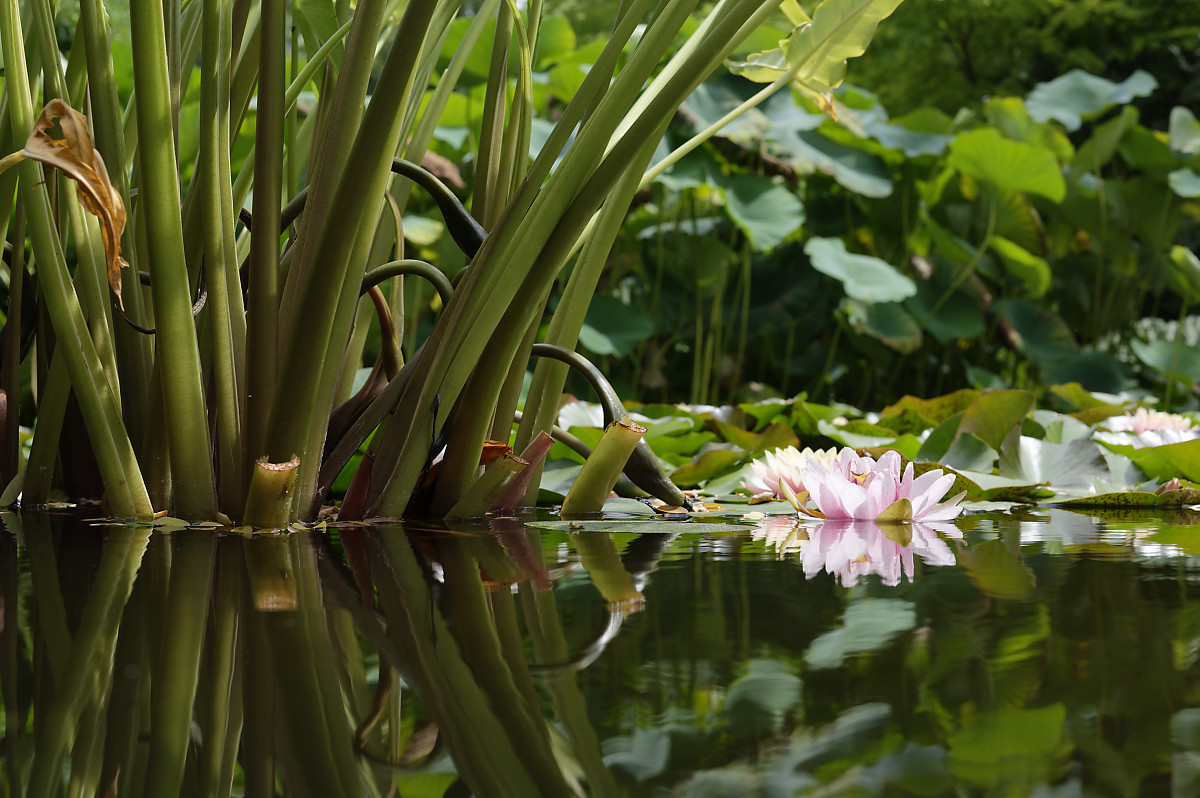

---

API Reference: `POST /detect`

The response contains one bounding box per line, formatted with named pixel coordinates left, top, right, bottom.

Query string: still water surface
left=3, top=506, right=1200, bottom=796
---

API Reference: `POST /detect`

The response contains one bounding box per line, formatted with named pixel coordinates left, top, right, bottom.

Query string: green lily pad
left=1099, top=439, right=1200, bottom=483
left=671, top=448, right=746, bottom=487
left=883, top=390, right=980, bottom=426
left=958, top=390, right=1036, bottom=451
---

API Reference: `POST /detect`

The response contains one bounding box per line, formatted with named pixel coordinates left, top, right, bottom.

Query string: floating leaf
left=23, top=100, right=128, bottom=307
left=1099, top=439, right=1200, bottom=483
left=670, top=448, right=745, bottom=487
left=958, top=390, right=1035, bottom=451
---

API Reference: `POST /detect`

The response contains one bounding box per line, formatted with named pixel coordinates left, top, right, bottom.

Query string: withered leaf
left=22, top=99, right=128, bottom=308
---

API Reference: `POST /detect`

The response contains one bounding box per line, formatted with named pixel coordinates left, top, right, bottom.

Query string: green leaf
left=805, top=598, right=917, bottom=670
left=1170, top=106, right=1200, bottom=155
left=717, top=173, right=804, bottom=251
left=940, top=432, right=996, bottom=472
left=958, top=390, right=1035, bottom=451
left=882, top=390, right=979, bottom=426
left=1167, top=246, right=1200, bottom=303
left=1025, top=69, right=1158, bottom=131
left=906, top=279, right=986, bottom=344
left=805, top=238, right=916, bottom=303
left=847, top=300, right=923, bottom=353
left=533, top=15, right=576, bottom=69
left=1099, top=439, right=1200, bottom=482
left=775, top=130, right=894, bottom=197
left=1130, top=339, right=1200, bottom=385
left=1169, top=168, right=1200, bottom=198
left=947, top=128, right=1066, bottom=202
left=988, top=236, right=1051, bottom=296
left=670, top=448, right=745, bottom=487
left=579, top=295, right=654, bottom=357
left=876, top=497, right=913, bottom=522
left=782, top=0, right=906, bottom=92
left=401, top=214, right=443, bottom=246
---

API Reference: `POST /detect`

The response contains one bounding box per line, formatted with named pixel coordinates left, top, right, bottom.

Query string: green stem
left=1, top=0, right=152, bottom=517
left=131, top=0, right=218, bottom=519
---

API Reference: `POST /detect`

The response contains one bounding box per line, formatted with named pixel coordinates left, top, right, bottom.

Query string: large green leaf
left=728, top=0, right=904, bottom=93
left=718, top=173, right=805, bottom=251
left=906, top=279, right=986, bottom=344
left=947, top=128, right=1066, bottom=202
left=1025, top=69, right=1158, bottom=131
left=845, top=299, right=922, bottom=352
left=988, top=236, right=1051, bottom=296
left=958, top=390, right=1035, bottom=451
left=805, top=237, right=916, bottom=303
left=1131, top=339, right=1200, bottom=385
left=1098, top=439, right=1200, bottom=482
left=774, top=129, right=894, bottom=197
left=1170, top=168, right=1200, bottom=198
left=579, top=295, right=654, bottom=357
left=1170, top=107, right=1200, bottom=155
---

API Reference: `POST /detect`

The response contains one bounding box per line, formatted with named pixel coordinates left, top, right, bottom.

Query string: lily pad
left=1026, top=69, right=1157, bottom=131
left=947, top=128, right=1065, bottom=202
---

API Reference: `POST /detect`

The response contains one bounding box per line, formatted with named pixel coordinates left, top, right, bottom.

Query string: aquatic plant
left=0, top=0, right=905, bottom=523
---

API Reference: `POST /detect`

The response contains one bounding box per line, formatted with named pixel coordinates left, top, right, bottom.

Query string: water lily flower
left=741, top=446, right=839, bottom=498
left=802, top=519, right=961, bottom=586
left=1094, top=407, right=1200, bottom=448
left=794, top=449, right=965, bottom=523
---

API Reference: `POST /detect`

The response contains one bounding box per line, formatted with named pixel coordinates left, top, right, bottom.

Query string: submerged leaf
left=23, top=100, right=128, bottom=307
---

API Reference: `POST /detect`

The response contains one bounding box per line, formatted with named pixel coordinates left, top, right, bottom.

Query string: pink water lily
left=794, top=449, right=965, bottom=523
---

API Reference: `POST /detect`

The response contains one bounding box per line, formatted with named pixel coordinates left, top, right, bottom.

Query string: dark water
left=3, top=506, right=1200, bottom=796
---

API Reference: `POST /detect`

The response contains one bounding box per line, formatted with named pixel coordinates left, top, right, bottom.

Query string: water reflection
left=3, top=508, right=1200, bottom=796
left=751, top=514, right=962, bottom=585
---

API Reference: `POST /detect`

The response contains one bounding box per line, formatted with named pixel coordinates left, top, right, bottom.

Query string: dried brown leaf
left=22, top=100, right=128, bottom=308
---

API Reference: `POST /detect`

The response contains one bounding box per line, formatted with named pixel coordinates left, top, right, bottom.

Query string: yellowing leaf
left=876, top=497, right=913, bottom=523
left=23, top=100, right=128, bottom=308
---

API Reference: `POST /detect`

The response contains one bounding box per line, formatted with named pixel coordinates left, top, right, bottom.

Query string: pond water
left=3, top=506, right=1200, bottom=796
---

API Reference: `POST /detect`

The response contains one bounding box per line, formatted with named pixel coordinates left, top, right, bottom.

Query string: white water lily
left=741, top=446, right=839, bottom=498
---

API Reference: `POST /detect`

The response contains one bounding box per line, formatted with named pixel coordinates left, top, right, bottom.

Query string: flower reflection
left=751, top=515, right=963, bottom=586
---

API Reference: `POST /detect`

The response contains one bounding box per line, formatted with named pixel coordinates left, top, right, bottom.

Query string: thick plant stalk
left=560, top=416, right=647, bottom=516
left=200, top=0, right=248, bottom=512
left=445, top=453, right=527, bottom=519
left=243, top=456, right=301, bottom=530
left=246, top=0, right=287, bottom=480
left=263, top=0, right=438, bottom=513
left=0, top=0, right=153, bottom=518
left=130, top=0, right=218, bottom=519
